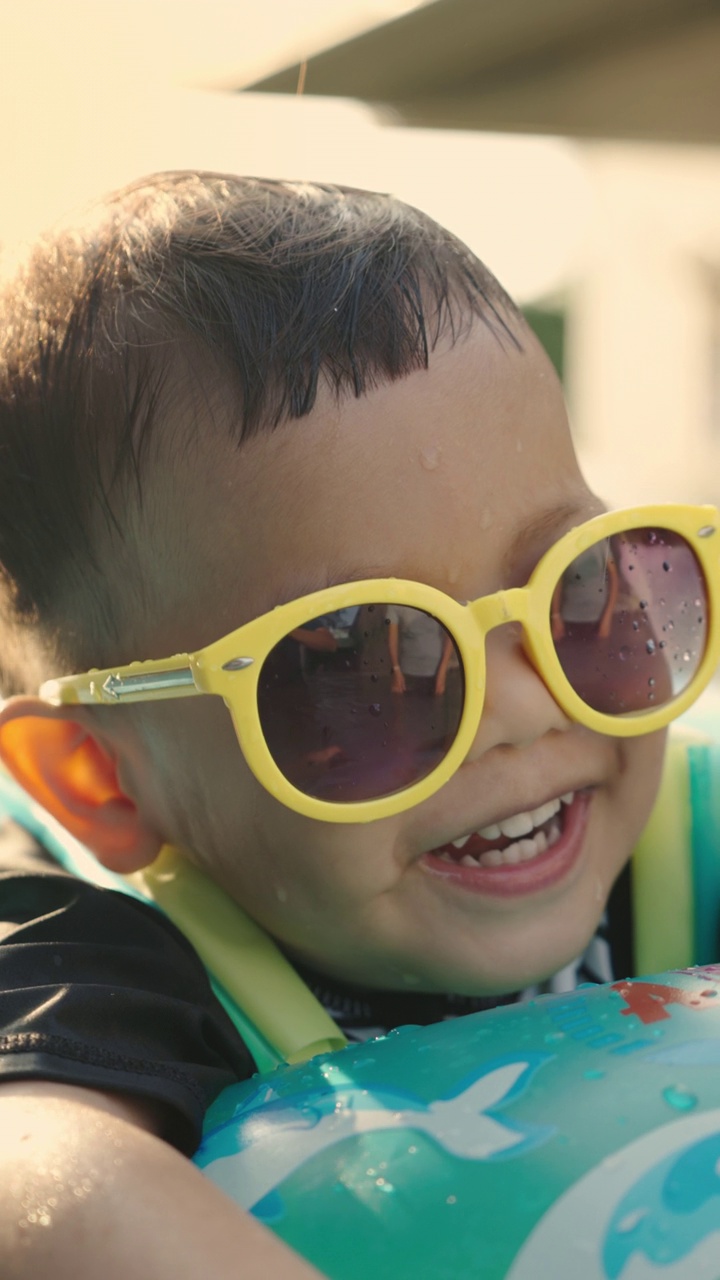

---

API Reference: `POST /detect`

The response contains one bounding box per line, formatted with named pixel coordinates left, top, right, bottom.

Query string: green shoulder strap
left=0, top=762, right=345, bottom=1071
left=632, top=729, right=696, bottom=975
left=632, top=722, right=720, bottom=974
left=130, top=848, right=347, bottom=1070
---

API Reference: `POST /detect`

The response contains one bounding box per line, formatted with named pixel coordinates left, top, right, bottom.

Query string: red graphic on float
left=611, top=980, right=720, bottom=1025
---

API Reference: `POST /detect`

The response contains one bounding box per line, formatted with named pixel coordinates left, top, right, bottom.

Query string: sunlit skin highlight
left=95, top=320, right=666, bottom=997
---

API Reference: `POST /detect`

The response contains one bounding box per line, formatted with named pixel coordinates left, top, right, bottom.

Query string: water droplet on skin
left=419, top=445, right=442, bottom=470
left=648, top=677, right=656, bottom=687
left=369, top=703, right=382, bottom=716
left=640, top=600, right=648, bottom=610
left=663, top=1084, right=697, bottom=1110
left=632, top=620, right=640, bottom=631
left=663, top=561, right=671, bottom=571
left=646, top=640, right=656, bottom=654
left=618, top=646, right=631, bottom=661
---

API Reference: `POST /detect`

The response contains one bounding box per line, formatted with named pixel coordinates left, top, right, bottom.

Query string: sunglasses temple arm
left=40, top=665, right=199, bottom=706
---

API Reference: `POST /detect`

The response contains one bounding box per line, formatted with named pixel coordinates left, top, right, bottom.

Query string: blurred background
left=2, top=0, right=720, bottom=508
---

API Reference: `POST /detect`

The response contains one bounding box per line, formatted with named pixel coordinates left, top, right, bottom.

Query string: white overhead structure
left=247, top=0, right=720, bottom=145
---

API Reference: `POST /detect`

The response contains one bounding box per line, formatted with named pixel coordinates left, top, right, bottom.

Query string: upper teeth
left=451, top=792, right=574, bottom=849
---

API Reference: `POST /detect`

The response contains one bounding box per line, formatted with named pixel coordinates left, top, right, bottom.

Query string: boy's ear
left=0, top=696, right=163, bottom=873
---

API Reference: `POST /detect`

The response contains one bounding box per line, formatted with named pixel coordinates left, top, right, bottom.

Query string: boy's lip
left=419, top=790, right=593, bottom=898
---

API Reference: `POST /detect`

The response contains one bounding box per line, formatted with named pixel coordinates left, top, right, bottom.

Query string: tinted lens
left=257, top=604, right=464, bottom=802
left=551, top=527, right=708, bottom=715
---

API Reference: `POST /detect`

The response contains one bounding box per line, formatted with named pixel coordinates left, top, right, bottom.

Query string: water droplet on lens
left=369, top=704, right=382, bottom=716
left=646, top=640, right=656, bottom=654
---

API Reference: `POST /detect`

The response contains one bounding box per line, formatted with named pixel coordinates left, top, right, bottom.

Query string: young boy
left=0, top=171, right=698, bottom=1277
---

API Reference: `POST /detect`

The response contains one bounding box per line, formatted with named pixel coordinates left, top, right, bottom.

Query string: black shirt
left=0, top=815, right=633, bottom=1155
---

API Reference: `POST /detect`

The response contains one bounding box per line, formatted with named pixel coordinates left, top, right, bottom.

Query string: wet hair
left=0, top=171, right=521, bottom=694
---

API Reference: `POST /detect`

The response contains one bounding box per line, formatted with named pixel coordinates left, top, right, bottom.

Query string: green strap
left=632, top=731, right=696, bottom=974
left=0, top=764, right=345, bottom=1067
left=131, top=848, right=347, bottom=1065
left=688, top=743, right=720, bottom=965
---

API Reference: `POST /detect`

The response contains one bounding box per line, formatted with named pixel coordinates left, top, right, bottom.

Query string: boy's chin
left=401, top=921, right=607, bottom=997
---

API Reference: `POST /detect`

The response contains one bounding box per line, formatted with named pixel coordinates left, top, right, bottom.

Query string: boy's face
left=120, top=320, right=665, bottom=995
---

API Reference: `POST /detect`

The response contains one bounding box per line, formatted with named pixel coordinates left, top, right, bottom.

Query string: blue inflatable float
left=196, top=965, right=720, bottom=1279
left=4, top=717, right=720, bottom=1278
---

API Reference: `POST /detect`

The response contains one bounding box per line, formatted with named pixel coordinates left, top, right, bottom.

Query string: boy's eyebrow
left=502, top=500, right=605, bottom=576
left=271, top=565, right=397, bottom=608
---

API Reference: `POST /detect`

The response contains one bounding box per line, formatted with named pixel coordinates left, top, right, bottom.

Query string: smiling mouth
left=432, top=792, right=576, bottom=870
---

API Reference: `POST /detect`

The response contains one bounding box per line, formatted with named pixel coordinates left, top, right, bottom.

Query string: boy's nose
left=468, top=624, right=572, bottom=755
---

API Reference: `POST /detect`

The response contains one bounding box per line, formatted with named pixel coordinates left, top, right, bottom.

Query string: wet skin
left=111, top=320, right=666, bottom=996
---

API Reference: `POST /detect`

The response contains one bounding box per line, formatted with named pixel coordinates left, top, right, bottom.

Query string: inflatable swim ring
left=197, top=966, right=720, bottom=1280
left=3, top=714, right=720, bottom=1277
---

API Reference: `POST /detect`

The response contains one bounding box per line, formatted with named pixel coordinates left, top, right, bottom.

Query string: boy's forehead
left=150, top=324, right=591, bottom=650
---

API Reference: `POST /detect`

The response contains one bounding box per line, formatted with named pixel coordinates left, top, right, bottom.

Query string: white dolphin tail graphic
left=203, top=1061, right=530, bottom=1211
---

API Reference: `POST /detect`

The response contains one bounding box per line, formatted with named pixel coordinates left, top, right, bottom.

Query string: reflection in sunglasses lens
left=258, top=604, right=464, bottom=801
left=551, top=528, right=707, bottom=715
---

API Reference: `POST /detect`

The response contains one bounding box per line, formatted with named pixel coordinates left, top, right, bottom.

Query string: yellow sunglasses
left=40, top=504, right=720, bottom=824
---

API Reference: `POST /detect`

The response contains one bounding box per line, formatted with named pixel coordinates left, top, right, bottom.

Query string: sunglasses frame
left=40, top=503, right=720, bottom=824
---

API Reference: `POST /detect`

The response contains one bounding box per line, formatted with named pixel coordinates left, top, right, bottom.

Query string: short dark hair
left=0, top=171, right=521, bottom=693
